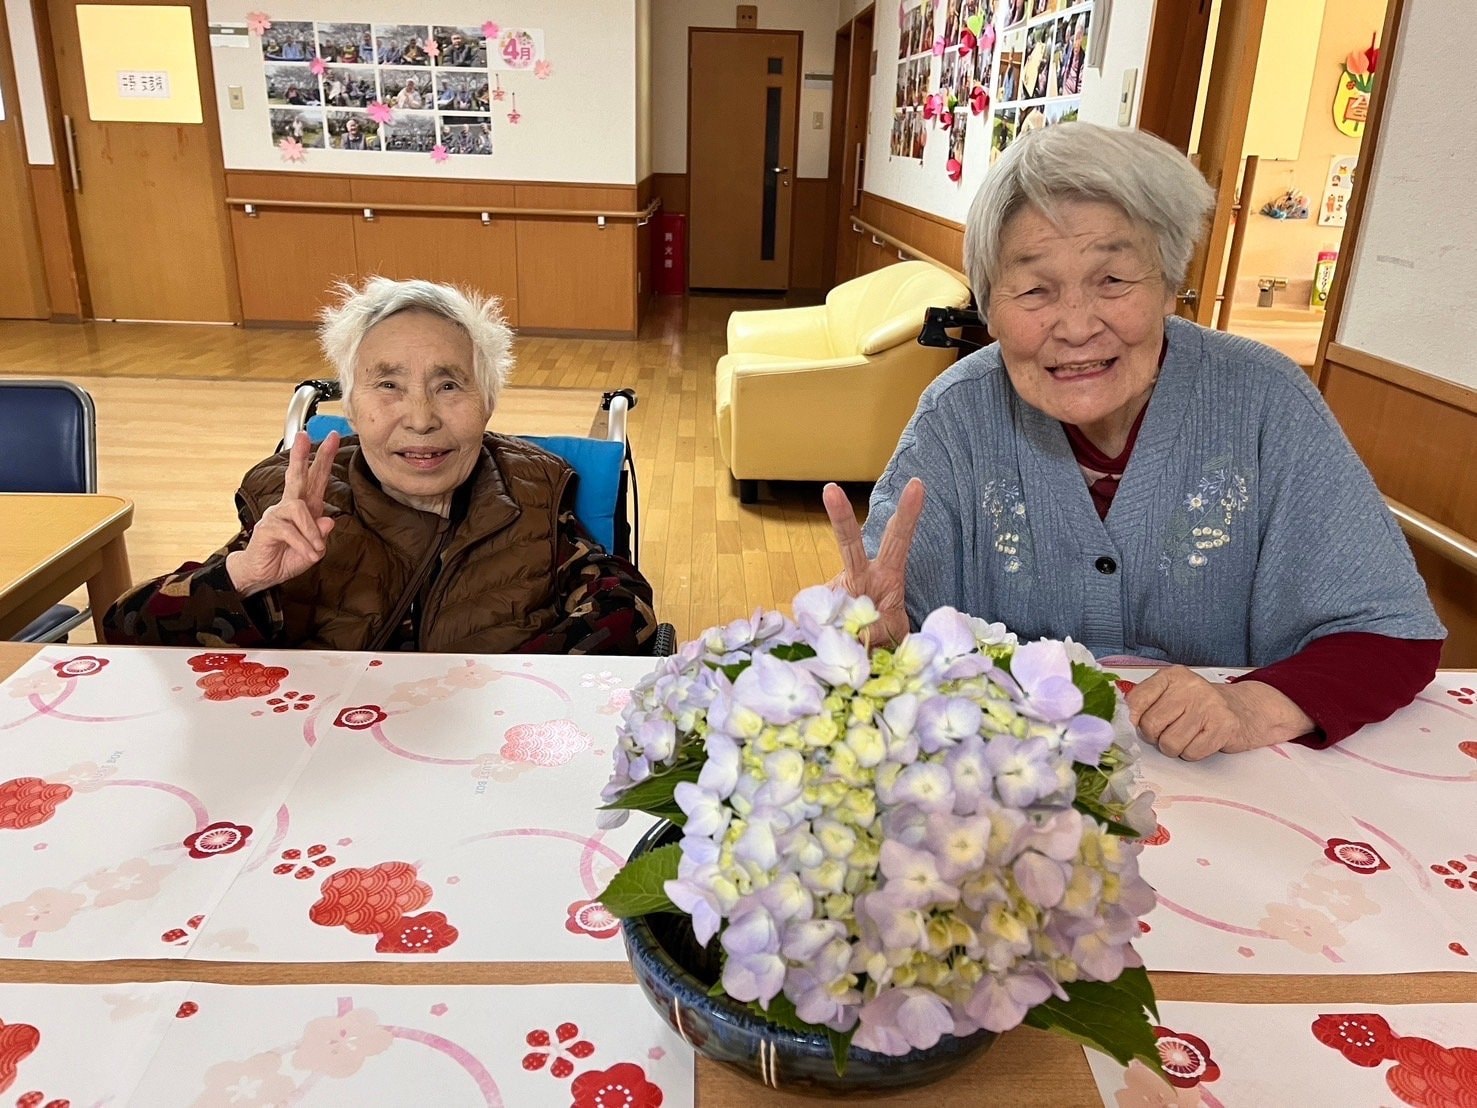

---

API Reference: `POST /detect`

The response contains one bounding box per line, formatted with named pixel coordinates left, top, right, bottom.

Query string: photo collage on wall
left=262, top=21, right=527, bottom=157
left=934, top=0, right=996, bottom=178
left=891, top=1, right=936, bottom=160
left=991, top=0, right=1086, bottom=164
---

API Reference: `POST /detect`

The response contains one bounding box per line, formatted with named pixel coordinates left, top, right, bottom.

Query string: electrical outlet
left=1117, top=68, right=1138, bottom=127
left=812, top=110, right=825, bottom=130
left=228, top=84, right=244, bottom=110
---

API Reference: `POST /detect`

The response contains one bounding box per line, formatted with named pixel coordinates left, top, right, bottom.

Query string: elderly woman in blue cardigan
left=826, top=122, right=1444, bottom=761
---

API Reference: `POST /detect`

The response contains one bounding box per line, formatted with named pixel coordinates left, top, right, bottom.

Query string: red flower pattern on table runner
left=373, top=911, right=459, bottom=954
left=1315, top=1012, right=1477, bottom=1107
left=334, top=705, right=387, bottom=730
left=522, top=1022, right=596, bottom=1079
left=500, top=719, right=593, bottom=766
left=196, top=662, right=289, bottom=701
left=310, top=862, right=432, bottom=934
left=0, top=1019, right=41, bottom=1094
left=183, top=821, right=253, bottom=859
left=570, top=1062, right=664, bottom=1108
left=1324, top=838, right=1390, bottom=875
left=1153, top=1025, right=1221, bottom=1088
left=0, top=778, right=73, bottom=830
left=187, top=653, right=245, bottom=673
left=51, top=656, right=106, bottom=678
left=564, top=899, right=620, bottom=939
left=1430, top=858, right=1477, bottom=893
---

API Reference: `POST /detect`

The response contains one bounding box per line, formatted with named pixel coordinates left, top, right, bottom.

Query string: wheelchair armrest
left=650, top=622, right=677, bottom=657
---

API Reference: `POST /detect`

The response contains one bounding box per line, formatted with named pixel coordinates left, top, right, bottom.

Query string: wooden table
left=0, top=641, right=1469, bottom=1106
left=0, top=495, right=133, bottom=640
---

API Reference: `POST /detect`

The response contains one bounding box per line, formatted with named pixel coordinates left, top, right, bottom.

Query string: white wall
left=206, top=0, right=637, bottom=182
left=5, top=0, right=54, bottom=162
left=650, top=0, right=838, bottom=178
left=865, top=0, right=1156, bottom=226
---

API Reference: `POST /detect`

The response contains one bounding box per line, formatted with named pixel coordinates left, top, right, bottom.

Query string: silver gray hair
left=318, top=277, right=512, bottom=412
left=963, top=123, right=1215, bottom=320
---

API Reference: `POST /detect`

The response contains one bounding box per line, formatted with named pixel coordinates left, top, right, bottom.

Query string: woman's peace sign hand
left=822, top=478, right=925, bottom=648
left=226, top=431, right=339, bottom=598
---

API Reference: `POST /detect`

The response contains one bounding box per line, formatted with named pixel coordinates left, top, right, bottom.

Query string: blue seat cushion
left=303, top=418, right=622, bottom=553
left=18, top=604, right=82, bottom=643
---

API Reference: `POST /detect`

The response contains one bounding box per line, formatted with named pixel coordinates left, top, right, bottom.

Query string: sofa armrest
left=726, top=305, right=832, bottom=359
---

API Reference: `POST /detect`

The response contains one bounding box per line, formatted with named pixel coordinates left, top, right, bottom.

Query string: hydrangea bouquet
left=598, top=586, right=1162, bottom=1073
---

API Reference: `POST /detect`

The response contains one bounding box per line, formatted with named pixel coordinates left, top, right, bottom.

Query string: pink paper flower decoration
left=897, top=1, right=906, bottom=29
left=424, top=36, right=440, bottom=60
left=366, top=101, right=393, bottom=124
left=278, top=137, right=305, bottom=162
left=245, top=11, right=272, bottom=36
left=946, top=157, right=962, bottom=181
left=969, top=84, right=989, bottom=115
left=959, top=28, right=977, bottom=58
left=980, top=25, right=996, bottom=53
left=922, top=93, right=941, bottom=120
left=507, top=93, right=521, bottom=125
left=534, top=59, right=553, bottom=79
left=482, top=20, right=499, bottom=39
left=309, top=55, right=326, bottom=76
left=430, top=143, right=449, bottom=163
left=491, top=74, right=506, bottom=101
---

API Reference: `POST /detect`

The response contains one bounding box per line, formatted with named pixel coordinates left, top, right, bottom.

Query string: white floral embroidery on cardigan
left=1159, top=455, right=1250, bottom=582
left=981, top=480, right=1031, bottom=575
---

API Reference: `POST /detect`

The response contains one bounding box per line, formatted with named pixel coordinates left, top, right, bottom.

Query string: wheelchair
left=281, top=379, right=674, bottom=656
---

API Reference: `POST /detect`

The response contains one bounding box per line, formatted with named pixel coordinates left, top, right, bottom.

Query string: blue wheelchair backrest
left=0, top=379, right=97, bottom=494
left=304, top=415, right=624, bottom=554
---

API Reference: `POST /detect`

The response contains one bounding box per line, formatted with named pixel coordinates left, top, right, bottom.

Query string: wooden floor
left=0, top=296, right=847, bottom=645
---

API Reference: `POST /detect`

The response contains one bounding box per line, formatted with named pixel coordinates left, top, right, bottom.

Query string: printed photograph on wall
left=382, top=111, right=437, bottom=152
left=374, top=24, right=433, bottom=66
left=1001, top=0, right=1027, bottom=31
left=270, top=107, right=324, bottom=148
left=435, top=71, right=490, bottom=112
left=259, top=20, right=314, bottom=61
left=264, top=63, right=319, bottom=106
left=321, top=66, right=374, bottom=108
left=1055, top=9, right=1088, bottom=96
left=381, top=67, right=430, bottom=109
left=316, top=22, right=372, bottom=64
left=438, top=113, right=493, bottom=155
left=996, top=27, right=1024, bottom=102
left=325, top=109, right=379, bottom=150
left=990, top=106, right=1018, bottom=162
left=433, top=26, right=487, bottom=68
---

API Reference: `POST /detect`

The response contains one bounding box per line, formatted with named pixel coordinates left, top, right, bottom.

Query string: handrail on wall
left=231, top=197, right=662, bottom=227
left=1384, top=497, right=1477, bottom=577
left=850, top=217, right=969, bottom=287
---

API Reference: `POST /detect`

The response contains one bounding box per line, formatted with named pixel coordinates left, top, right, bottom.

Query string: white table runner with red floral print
left=1084, top=1000, right=1477, bottom=1108
left=0, top=646, right=658, bottom=963
left=1118, top=667, right=1477, bottom=976
left=0, top=980, right=690, bottom=1107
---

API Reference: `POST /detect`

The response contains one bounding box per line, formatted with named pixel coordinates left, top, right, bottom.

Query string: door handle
left=1176, top=288, right=1199, bottom=309
left=853, top=143, right=863, bottom=208
left=770, top=165, right=789, bottom=174
left=63, top=115, right=82, bottom=194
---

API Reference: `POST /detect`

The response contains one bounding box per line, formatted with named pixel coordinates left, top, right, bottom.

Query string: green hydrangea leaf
left=826, top=1027, right=856, bottom=1077
left=1073, top=662, right=1120, bottom=721
left=1022, top=969, right=1162, bottom=1072
left=596, top=843, right=680, bottom=918
left=1073, top=795, right=1141, bottom=839
left=745, top=992, right=854, bottom=1076
left=769, top=642, right=818, bottom=663
left=598, top=763, right=703, bottom=824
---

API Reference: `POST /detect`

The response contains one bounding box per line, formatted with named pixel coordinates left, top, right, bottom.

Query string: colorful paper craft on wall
left=987, top=0, right=1086, bottom=168
left=1319, top=155, right=1356, bottom=228
left=1334, top=34, right=1379, bottom=138
left=250, top=14, right=545, bottom=163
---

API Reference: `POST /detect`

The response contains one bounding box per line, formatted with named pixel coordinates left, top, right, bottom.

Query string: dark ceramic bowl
left=621, top=820, right=997, bottom=1097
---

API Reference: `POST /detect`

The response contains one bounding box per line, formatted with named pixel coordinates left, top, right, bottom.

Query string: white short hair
left=964, top=123, right=1214, bottom=321
left=318, top=277, right=512, bottom=412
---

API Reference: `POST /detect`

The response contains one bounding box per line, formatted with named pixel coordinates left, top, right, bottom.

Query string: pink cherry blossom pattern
left=1447, top=686, right=1475, bottom=706
left=1431, top=858, right=1477, bottom=893
left=491, top=75, right=506, bottom=101
left=292, top=1008, right=393, bottom=1077
left=507, top=94, right=521, bottom=125
left=334, top=705, right=387, bottom=730
left=52, top=656, right=107, bottom=679
left=482, top=21, right=499, bottom=39
left=931, top=36, right=944, bottom=56
left=535, top=59, right=553, bottom=79
left=278, top=137, right=306, bottom=163
left=1311, top=1012, right=1395, bottom=1067
left=245, top=11, right=272, bottom=36
left=309, top=55, right=326, bottom=76
left=366, top=101, right=393, bottom=125
left=184, top=821, right=254, bottom=859
left=523, top=1023, right=597, bottom=1080
left=565, top=899, right=620, bottom=939
left=1324, top=838, right=1390, bottom=875
left=570, top=1063, right=664, bottom=1108
left=431, top=144, right=449, bottom=163
left=501, top=719, right=593, bottom=766
left=1154, top=1025, right=1221, bottom=1088
left=424, top=37, right=440, bottom=60
left=374, top=911, right=459, bottom=954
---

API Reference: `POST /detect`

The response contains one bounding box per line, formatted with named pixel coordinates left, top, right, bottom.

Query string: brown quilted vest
left=236, top=433, right=571, bottom=652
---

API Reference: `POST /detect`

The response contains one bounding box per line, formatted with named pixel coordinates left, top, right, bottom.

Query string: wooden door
left=0, top=2, right=49, bottom=318
left=46, top=0, right=238, bottom=321
left=687, top=29, right=800, bottom=290
left=831, top=11, right=874, bottom=286
left=1168, top=0, right=1267, bottom=325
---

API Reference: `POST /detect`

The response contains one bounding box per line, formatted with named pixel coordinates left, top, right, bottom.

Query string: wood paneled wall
left=851, top=192, right=967, bottom=281
left=26, top=166, right=82, bottom=319
left=0, top=1, right=49, bottom=321
left=225, top=172, right=643, bottom=335
left=1321, top=345, right=1477, bottom=666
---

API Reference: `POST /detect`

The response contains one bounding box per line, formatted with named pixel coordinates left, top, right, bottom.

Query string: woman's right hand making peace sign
left=822, top=477, right=926, bottom=648
left=226, top=431, right=340, bottom=598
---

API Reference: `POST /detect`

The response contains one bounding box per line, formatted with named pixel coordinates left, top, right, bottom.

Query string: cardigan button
left=1094, top=556, right=1117, bottom=575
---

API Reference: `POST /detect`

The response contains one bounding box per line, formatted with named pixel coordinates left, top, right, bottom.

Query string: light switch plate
left=812, top=110, right=825, bottom=129
left=228, top=84, right=244, bottom=110
left=1118, top=68, right=1137, bottom=126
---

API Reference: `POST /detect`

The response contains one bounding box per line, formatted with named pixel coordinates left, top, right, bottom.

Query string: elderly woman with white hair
left=105, top=277, right=656, bottom=654
left=826, top=123, right=1443, bottom=759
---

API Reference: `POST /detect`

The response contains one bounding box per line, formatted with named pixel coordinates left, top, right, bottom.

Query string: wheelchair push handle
left=916, top=305, right=985, bottom=355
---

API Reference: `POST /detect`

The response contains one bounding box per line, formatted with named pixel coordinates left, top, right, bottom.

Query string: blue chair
left=0, top=379, right=99, bottom=642
left=282, top=379, right=674, bottom=656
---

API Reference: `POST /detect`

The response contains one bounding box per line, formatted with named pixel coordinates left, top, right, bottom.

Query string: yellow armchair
left=715, top=261, right=972, bottom=502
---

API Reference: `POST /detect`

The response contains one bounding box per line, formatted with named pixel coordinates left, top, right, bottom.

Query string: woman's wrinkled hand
left=822, top=478, right=925, bottom=649
left=226, top=431, right=339, bottom=598
left=1127, top=666, right=1315, bottom=760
